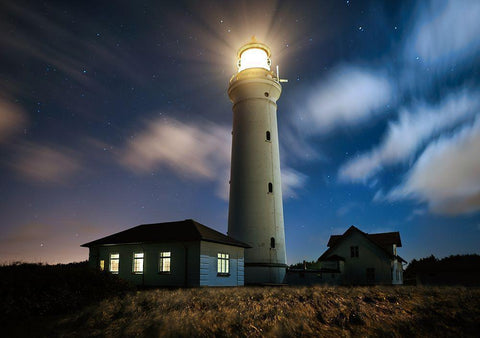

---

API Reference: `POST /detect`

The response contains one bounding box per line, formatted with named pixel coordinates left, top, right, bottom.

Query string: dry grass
left=53, top=286, right=480, bottom=337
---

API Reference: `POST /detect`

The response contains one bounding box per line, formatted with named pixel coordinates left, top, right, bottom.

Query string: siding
left=94, top=241, right=200, bottom=287
left=324, top=231, right=395, bottom=285
left=199, top=241, right=245, bottom=286
left=88, top=240, right=244, bottom=287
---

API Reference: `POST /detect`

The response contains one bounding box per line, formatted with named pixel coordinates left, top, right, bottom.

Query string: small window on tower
left=270, top=237, right=275, bottom=248
left=266, top=131, right=271, bottom=141
left=268, top=182, right=273, bottom=193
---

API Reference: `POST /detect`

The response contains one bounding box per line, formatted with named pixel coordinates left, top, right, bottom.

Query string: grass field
left=1, top=263, right=479, bottom=337
left=48, top=285, right=479, bottom=337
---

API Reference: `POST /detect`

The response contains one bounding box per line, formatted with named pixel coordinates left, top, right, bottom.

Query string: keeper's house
left=318, top=226, right=406, bottom=285
left=81, top=219, right=250, bottom=287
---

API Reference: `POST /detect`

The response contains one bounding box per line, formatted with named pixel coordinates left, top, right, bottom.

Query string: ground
left=8, top=285, right=478, bottom=337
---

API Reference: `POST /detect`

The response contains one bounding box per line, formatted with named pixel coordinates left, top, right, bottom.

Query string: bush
left=0, top=261, right=135, bottom=318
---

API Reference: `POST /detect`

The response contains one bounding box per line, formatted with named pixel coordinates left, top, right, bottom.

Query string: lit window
left=238, top=48, right=270, bottom=72
left=133, top=252, right=144, bottom=274
left=110, top=253, right=119, bottom=274
left=159, top=251, right=171, bottom=273
left=266, top=131, right=271, bottom=141
left=217, top=253, right=230, bottom=275
left=268, top=182, right=273, bottom=193
left=99, top=259, right=105, bottom=271
left=350, top=246, right=359, bottom=258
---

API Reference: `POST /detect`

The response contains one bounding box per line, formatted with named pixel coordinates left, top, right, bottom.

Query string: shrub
left=0, top=261, right=135, bottom=318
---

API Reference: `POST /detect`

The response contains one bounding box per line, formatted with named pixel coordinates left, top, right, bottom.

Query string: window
left=110, top=253, right=119, bottom=274
left=133, top=252, right=144, bottom=274
left=350, top=246, right=359, bottom=258
left=99, top=259, right=105, bottom=271
left=268, top=182, right=273, bottom=193
left=217, top=253, right=230, bottom=275
left=266, top=131, right=271, bottom=141
left=270, top=237, right=275, bottom=248
left=159, top=251, right=171, bottom=273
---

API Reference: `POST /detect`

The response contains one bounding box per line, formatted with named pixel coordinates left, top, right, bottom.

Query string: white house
left=81, top=219, right=250, bottom=287
left=317, top=226, right=406, bottom=285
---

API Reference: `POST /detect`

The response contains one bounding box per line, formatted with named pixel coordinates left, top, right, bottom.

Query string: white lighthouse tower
left=227, top=37, right=287, bottom=284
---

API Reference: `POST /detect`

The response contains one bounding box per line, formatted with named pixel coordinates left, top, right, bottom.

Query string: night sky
left=1, top=0, right=479, bottom=265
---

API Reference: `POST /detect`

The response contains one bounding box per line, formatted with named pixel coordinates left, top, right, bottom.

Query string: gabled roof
left=319, top=225, right=406, bottom=263
left=328, top=229, right=402, bottom=247
left=81, top=219, right=250, bottom=248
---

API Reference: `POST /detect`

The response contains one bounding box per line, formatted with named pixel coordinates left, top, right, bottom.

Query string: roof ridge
left=81, top=219, right=250, bottom=248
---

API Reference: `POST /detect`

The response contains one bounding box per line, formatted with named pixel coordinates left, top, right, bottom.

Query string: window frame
left=217, top=252, right=230, bottom=276
left=132, top=252, right=144, bottom=274
left=159, top=251, right=171, bottom=274
left=350, top=246, right=359, bottom=258
left=109, top=253, right=120, bottom=274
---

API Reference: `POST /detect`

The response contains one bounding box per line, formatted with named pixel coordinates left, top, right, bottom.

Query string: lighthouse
left=227, top=38, right=287, bottom=284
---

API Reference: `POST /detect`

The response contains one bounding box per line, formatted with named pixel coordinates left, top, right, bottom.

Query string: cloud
left=121, top=118, right=231, bottom=181
left=386, top=117, right=480, bottom=215
left=0, top=222, right=56, bottom=245
left=337, top=202, right=361, bottom=217
left=281, top=168, right=307, bottom=198
left=299, top=65, right=392, bottom=133
left=10, top=143, right=81, bottom=184
left=407, top=0, right=480, bottom=67
left=406, top=208, right=426, bottom=222
left=0, top=98, right=28, bottom=142
left=339, top=89, right=479, bottom=182
left=0, top=2, right=145, bottom=102
left=120, top=117, right=308, bottom=201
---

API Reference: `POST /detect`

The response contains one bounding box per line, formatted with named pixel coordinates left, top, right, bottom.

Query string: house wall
left=323, top=231, right=394, bottom=285
left=392, top=259, right=403, bottom=285
left=285, top=269, right=342, bottom=286
left=92, top=241, right=200, bottom=287
left=199, top=241, right=244, bottom=286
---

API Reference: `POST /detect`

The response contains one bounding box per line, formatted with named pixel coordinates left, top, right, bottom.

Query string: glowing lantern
left=236, top=37, right=271, bottom=72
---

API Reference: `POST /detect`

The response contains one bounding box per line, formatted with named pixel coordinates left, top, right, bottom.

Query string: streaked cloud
left=385, top=118, right=480, bottom=215
left=407, top=0, right=480, bottom=68
left=337, top=202, right=362, bottom=217
left=339, top=89, right=479, bottom=182
left=121, top=118, right=231, bottom=181
left=282, top=168, right=307, bottom=198
left=0, top=2, right=145, bottom=103
left=298, top=65, right=392, bottom=133
left=10, top=143, right=81, bottom=184
left=121, top=117, right=307, bottom=201
left=0, top=98, right=28, bottom=143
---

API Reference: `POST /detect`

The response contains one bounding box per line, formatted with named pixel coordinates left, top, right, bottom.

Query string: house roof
left=81, top=219, right=251, bottom=248
left=319, top=225, right=406, bottom=263
left=327, top=230, right=402, bottom=248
